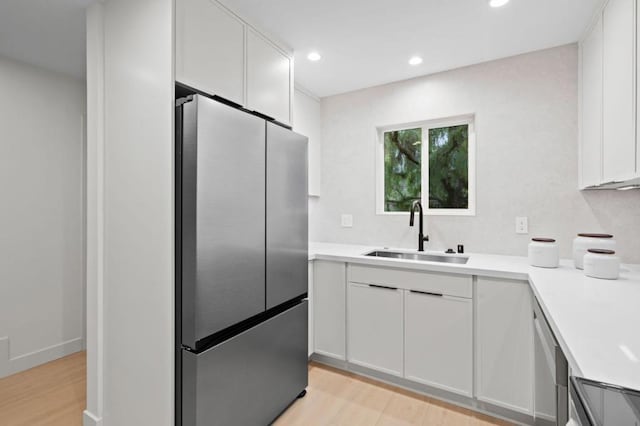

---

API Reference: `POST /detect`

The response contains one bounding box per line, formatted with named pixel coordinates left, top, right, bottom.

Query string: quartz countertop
left=309, top=242, right=640, bottom=392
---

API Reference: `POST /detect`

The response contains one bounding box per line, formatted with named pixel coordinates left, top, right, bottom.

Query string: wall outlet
left=341, top=214, right=353, bottom=228
left=515, top=217, right=528, bottom=234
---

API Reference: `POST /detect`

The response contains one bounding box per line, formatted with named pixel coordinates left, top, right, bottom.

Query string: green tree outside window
left=428, top=125, right=469, bottom=209
left=383, top=123, right=469, bottom=212
left=383, top=128, right=422, bottom=211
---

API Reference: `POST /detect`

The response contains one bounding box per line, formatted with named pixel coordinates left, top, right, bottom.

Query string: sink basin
left=364, top=250, right=469, bottom=264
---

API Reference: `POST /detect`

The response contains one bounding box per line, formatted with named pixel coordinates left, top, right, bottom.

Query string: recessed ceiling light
left=489, top=0, right=510, bottom=7
left=408, top=56, right=423, bottom=66
left=307, top=51, right=322, bottom=61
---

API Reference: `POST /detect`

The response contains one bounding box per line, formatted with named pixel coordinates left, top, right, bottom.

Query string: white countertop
left=309, top=242, right=640, bottom=392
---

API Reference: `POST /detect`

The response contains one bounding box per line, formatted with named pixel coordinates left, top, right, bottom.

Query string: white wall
left=313, top=45, right=640, bottom=263
left=0, top=55, right=85, bottom=377
left=85, top=1, right=174, bottom=425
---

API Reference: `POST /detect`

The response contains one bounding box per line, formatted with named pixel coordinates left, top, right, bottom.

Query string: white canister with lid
left=583, top=249, right=620, bottom=280
left=528, top=238, right=559, bottom=268
left=573, top=233, right=616, bottom=269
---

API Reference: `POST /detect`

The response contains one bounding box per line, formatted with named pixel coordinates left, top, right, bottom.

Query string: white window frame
left=375, top=114, right=476, bottom=216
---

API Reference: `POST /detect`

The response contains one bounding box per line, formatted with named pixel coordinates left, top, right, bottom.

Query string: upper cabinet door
left=175, top=0, right=245, bottom=106
left=293, top=89, right=322, bottom=196
left=602, top=0, right=636, bottom=182
left=637, top=2, right=640, bottom=178
left=580, top=16, right=603, bottom=188
left=247, top=29, right=292, bottom=124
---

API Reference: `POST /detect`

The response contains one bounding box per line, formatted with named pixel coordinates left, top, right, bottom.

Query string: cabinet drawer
left=349, top=264, right=471, bottom=298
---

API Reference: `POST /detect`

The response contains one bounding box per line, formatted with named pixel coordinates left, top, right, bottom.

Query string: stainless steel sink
left=364, top=250, right=469, bottom=264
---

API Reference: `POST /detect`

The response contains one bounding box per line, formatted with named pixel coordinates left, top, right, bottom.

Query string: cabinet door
left=348, top=283, right=403, bottom=376
left=293, top=89, right=322, bottom=196
left=602, top=0, right=636, bottom=182
left=581, top=16, right=603, bottom=188
left=404, top=291, right=472, bottom=396
left=313, top=261, right=346, bottom=360
left=637, top=3, right=640, bottom=178
left=175, top=0, right=244, bottom=105
left=476, top=278, right=533, bottom=414
left=247, top=29, right=292, bottom=124
left=308, top=262, right=314, bottom=357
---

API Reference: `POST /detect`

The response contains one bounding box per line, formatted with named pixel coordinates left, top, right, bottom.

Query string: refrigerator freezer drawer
left=182, top=300, right=308, bottom=426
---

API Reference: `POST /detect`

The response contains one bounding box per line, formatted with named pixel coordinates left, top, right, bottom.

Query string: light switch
left=341, top=214, right=353, bottom=228
left=515, top=217, right=528, bottom=234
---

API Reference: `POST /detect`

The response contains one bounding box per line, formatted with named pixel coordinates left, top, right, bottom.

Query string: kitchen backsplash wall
left=311, top=44, right=640, bottom=263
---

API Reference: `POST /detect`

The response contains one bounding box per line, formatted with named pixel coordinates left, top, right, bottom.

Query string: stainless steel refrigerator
left=175, top=94, right=308, bottom=426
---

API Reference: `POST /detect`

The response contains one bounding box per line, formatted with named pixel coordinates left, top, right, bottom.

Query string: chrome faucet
left=409, top=200, right=429, bottom=252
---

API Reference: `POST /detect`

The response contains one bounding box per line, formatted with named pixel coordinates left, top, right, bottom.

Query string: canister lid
left=532, top=238, right=556, bottom=243
left=587, top=248, right=616, bottom=255
left=577, top=233, right=613, bottom=238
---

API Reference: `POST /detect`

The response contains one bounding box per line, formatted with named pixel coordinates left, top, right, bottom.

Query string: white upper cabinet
left=175, top=0, right=293, bottom=123
left=602, top=0, right=636, bottom=183
left=637, top=2, right=640, bottom=176
left=175, top=0, right=245, bottom=105
left=247, top=29, right=292, bottom=124
left=293, top=88, right=322, bottom=196
left=580, top=0, right=640, bottom=188
left=580, top=15, right=603, bottom=188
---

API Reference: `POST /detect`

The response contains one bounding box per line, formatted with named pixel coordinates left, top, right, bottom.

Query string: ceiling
left=0, top=0, right=602, bottom=92
left=223, top=0, right=602, bottom=97
left=0, top=0, right=93, bottom=80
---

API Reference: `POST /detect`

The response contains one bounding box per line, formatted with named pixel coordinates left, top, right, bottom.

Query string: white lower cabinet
left=313, top=261, right=346, bottom=360
left=404, top=290, right=473, bottom=396
left=307, top=261, right=314, bottom=357
left=347, top=283, right=403, bottom=376
left=476, top=277, right=534, bottom=414
left=312, top=262, right=536, bottom=421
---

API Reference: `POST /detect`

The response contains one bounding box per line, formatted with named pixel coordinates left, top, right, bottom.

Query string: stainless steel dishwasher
left=570, top=376, right=640, bottom=425
left=534, top=299, right=569, bottom=426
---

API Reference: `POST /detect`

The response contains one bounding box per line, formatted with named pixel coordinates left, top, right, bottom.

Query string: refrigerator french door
left=266, top=122, right=309, bottom=309
left=176, top=94, right=308, bottom=426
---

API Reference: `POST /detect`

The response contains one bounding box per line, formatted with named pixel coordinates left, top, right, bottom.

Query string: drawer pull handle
left=410, top=290, right=443, bottom=297
left=369, top=284, right=398, bottom=291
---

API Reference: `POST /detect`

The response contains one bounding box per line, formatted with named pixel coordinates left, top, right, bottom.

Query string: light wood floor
left=0, top=351, right=86, bottom=426
left=275, top=362, right=512, bottom=426
left=0, top=352, right=511, bottom=425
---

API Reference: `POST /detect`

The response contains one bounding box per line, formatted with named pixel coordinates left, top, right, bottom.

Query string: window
left=376, top=116, right=475, bottom=215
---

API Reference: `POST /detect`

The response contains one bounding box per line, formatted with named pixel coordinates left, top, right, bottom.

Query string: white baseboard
left=83, top=410, right=103, bottom=426
left=0, top=336, right=84, bottom=378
